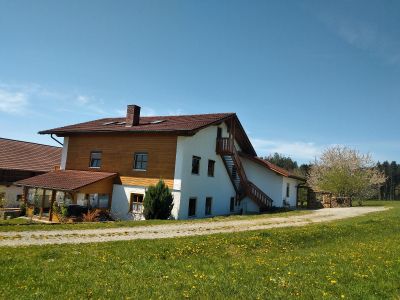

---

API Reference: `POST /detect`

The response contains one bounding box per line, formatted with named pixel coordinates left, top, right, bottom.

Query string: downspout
left=51, top=134, right=63, bottom=146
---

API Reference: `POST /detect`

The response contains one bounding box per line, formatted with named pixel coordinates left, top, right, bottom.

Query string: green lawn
left=1, top=201, right=399, bottom=299
left=0, top=209, right=307, bottom=232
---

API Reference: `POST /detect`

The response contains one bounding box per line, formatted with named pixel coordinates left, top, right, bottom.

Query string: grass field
left=1, top=201, right=399, bottom=299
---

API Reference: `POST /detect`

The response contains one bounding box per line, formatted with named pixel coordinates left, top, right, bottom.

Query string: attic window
left=102, top=121, right=118, bottom=126
left=150, top=120, right=165, bottom=124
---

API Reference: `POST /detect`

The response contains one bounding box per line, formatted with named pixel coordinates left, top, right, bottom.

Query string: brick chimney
left=126, top=105, right=141, bottom=126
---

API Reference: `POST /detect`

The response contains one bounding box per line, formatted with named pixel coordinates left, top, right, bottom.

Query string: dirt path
left=0, top=207, right=386, bottom=247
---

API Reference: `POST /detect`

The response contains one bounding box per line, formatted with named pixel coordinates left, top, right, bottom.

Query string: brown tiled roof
left=239, top=153, right=306, bottom=181
left=0, top=138, right=62, bottom=172
left=39, top=112, right=257, bottom=156
left=39, top=113, right=235, bottom=135
left=14, top=170, right=117, bottom=191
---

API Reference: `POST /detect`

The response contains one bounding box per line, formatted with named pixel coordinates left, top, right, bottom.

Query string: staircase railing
left=247, top=181, right=273, bottom=209
left=216, top=137, right=273, bottom=210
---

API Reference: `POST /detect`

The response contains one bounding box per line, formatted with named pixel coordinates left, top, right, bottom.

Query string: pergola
left=15, top=169, right=117, bottom=222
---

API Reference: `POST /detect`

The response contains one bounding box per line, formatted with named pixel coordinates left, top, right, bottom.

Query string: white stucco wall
left=241, top=157, right=284, bottom=208
left=110, top=184, right=181, bottom=220
left=0, top=185, right=23, bottom=208
left=241, top=196, right=261, bottom=214
left=174, top=123, right=238, bottom=219
left=60, top=137, right=69, bottom=170
left=282, top=177, right=300, bottom=207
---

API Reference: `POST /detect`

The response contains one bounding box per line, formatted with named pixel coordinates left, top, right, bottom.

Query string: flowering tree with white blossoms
left=307, top=146, right=386, bottom=199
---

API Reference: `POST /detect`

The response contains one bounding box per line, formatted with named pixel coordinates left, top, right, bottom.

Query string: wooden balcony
left=216, top=138, right=234, bottom=155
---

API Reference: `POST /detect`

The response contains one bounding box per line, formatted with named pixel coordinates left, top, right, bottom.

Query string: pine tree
left=143, top=180, right=174, bottom=219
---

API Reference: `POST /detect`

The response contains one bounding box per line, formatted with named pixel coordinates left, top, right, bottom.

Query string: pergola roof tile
left=15, top=170, right=117, bottom=191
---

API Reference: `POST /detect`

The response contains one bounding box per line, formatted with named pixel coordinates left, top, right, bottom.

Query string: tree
left=377, top=160, right=400, bottom=200
left=307, top=146, right=386, bottom=199
left=143, top=180, right=174, bottom=220
left=264, top=152, right=298, bottom=171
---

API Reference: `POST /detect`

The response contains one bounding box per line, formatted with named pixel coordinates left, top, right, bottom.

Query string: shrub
left=52, top=202, right=69, bottom=223
left=82, top=209, right=101, bottom=222
left=61, top=205, right=68, bottom=218
left=33, top=195, right=40, bottom=215
left=19, top=202, right=26, bottom=216
left=143, top=180, right=173, bottom=220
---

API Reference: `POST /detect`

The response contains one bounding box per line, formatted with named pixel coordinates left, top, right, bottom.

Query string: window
left=188, top=197, right=197, bottom=217
left=235, top=197, right=240, bottom=207
left=89, top=151, right=102, bottom=168
left=217, top=127, right=222, bottom=139
left=90, top=194, right=109, bottom=208
left=286, top=183, right=290, bottom=198
left=207, top=160, right=215, bottom=177
left=134, top=153, right=148, bottom=170
left=191, top=156, right=201, bottom=175
left=205, top=197, right=212, bottom=215
left=130, top=193, right=144, bottom=212
left=230, top=197, right=235, bottom=212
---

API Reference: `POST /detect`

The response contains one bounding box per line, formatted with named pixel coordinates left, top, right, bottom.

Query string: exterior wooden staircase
left=216, top=137, right=273, bottom=211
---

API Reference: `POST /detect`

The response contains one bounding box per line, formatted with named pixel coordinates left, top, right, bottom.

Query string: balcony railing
left=216, top=138, right=234, bottom=155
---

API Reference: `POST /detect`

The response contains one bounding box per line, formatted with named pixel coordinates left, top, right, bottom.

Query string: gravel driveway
left=0, top=207, right=386, bottom=247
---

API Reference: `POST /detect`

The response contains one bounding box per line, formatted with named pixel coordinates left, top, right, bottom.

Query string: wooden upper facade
left=65, top=133, right=178, bottom=188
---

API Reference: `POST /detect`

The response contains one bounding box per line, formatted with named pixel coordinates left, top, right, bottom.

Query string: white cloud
left=76, top=95, right=90, bottom=105
left=140, top=107, right=157, bottom=117
left=168, top=108, right=184, bottom=116
left=0, top=82, right=109, bottom=117
left=0, top=88, right=29, bottom=114
left=319, top=14, right=400, bottom=66
left=251, top=138, right=323, bottom=162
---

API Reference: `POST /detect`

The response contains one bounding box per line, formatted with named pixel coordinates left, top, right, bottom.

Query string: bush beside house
left=143, top=180, right=174, bottom=220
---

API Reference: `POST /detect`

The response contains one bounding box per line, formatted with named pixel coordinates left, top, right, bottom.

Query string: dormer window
left=89, top=151, right=102, bottom=168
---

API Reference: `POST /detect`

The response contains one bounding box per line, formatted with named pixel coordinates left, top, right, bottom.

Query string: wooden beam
left=49, top=190, right=56, bottom=221
left=108, top=193, right=113, bottom=210
left=22, top=187, right=28, bottom=216
left=40, top=189, right=46, bottom=218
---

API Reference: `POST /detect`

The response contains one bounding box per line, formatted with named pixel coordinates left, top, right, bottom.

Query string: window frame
left=207, top=160, right=215, bottom=177
left=188, top=197, right=197, bottom=217
left=89, top=151, right=102, bottom=168
left=205, top=197, right=212, bottom=216
left=230, top=197, right=235, bottom=212
left=286, top=183, right=290, bottom=198
left=191, top=156, right=201, bottom=175
left=133, top=152, right=148, bottom=171
left=130, top=193, right=144, bottom=212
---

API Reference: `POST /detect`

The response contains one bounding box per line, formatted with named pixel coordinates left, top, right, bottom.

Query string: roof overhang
left=14, top=170, right=117, bottom=192
left=239, top=153, right=306, bottom=181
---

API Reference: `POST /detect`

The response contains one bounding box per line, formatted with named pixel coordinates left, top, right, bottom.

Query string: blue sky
left=0, top=0, right=399, bottom=164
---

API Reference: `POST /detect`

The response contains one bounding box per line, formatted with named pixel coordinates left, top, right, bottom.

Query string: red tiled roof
left=14, top=170, right=117, bottom=191
left=0, top=138, right=62, bottom=172
left=239, top=153, right=306, bottom=181
left=39, top=113, right=235, bottom=135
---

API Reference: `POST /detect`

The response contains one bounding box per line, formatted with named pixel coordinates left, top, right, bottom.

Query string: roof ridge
left=102, top=112, right=236, bottom=119
left=0, top=137, right=61, bottom=149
